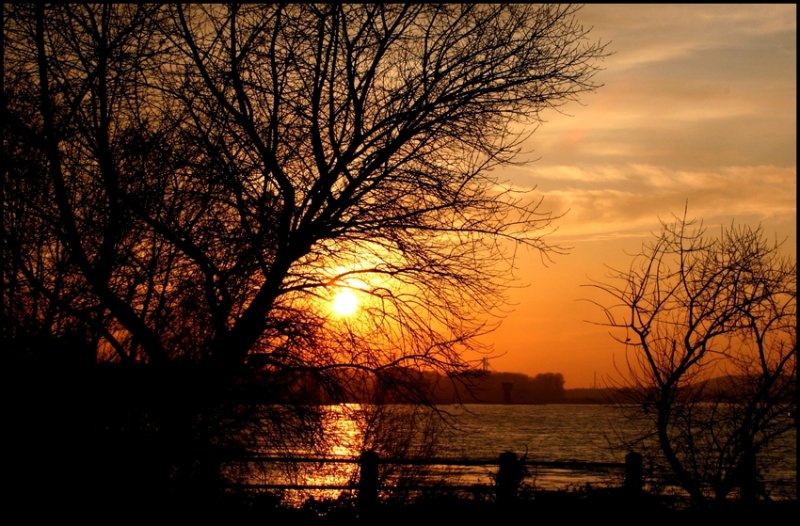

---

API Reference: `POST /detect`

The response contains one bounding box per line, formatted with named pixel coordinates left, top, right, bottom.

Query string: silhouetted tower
left=501, top=382, right=513, bottom=404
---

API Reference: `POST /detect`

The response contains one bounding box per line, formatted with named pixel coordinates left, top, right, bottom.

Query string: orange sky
left=475, top=4, right=797, bottom=388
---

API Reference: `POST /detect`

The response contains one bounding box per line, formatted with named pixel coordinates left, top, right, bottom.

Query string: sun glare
left=332, top=288, right=359, bottom=317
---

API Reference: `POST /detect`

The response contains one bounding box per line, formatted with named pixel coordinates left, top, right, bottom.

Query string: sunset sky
left=479, top=4, right=797, bottom=388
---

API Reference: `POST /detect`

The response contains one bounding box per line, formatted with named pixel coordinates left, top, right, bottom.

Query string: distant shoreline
left=429, top=390, right=625, bottom=405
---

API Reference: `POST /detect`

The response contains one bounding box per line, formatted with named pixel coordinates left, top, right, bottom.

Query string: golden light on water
left=325, top=406, right=365, bottom=455
left=284, top=405, right=366, bottom=506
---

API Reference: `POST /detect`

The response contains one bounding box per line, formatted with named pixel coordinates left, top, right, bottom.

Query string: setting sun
left=331, top=288, right=359, bottom=317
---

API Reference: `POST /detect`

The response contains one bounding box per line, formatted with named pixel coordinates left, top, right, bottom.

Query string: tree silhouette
left=3, top=4, right=606, bottom=511
left=586, top=210, right=796, bottom=505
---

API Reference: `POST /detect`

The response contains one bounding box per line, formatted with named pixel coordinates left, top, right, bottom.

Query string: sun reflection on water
left=225, top=403, right=446, bottom=507
left=225, top=403, right=796, bottom=507
left=292, top=404, right=364, bottom=503
left=322, top=404, right=364, bottom=457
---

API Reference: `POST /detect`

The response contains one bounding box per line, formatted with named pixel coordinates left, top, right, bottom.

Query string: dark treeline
left=232, top=367, right=569, bottom=404
left=427, top=371, right=567, bottom=404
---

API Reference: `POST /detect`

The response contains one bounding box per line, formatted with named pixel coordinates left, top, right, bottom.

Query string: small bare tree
left=586, top=211, right=796, bottom=505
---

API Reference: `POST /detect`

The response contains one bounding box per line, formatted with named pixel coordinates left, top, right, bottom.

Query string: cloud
left=513, top=164, right=797, bottom=244
left=581, top=4, right=796, bottom=72
left=498, top=5, right=797, bottom=245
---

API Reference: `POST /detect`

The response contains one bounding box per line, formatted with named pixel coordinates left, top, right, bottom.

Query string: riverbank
left=194, top=487, right=798, bottom=525
left=13, top=475, right=796, bottom=523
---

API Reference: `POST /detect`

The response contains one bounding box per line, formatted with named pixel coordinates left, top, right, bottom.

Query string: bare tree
left=3, top=3, right=606, bottom=510
left=586, top=211, right=796, bottom=505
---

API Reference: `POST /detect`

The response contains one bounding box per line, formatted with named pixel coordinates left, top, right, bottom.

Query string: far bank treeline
left=239, top=366, right=784, bottom=405
left=240, top=366, right=589, bottom=405
left=431, top=371, right=569, bottom=404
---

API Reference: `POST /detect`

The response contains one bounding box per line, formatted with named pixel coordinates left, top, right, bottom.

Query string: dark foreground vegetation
left=226, top=492, right=797, bottom=526
left=43, top=486, right=794, bottom=525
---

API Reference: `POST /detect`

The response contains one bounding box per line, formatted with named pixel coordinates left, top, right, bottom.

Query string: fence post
left=358, top=450, right=379, bottom=513
left=738, top=449, right=757, bottom=505
left=496, top=451, right=523, bottom=506
left=624, top=451, right=643, bottom=497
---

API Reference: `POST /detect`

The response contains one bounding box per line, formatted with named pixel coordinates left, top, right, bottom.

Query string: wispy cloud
left=581, top=4, right=796, bottom=72
left=523, top=4, right=796, bottom=173
left=502, top=3, right=797, bottom=248
left=513, top=164, right=797, bottom=244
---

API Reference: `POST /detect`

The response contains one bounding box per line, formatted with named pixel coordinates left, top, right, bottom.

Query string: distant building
left=501, top=382, right=513, bottom=404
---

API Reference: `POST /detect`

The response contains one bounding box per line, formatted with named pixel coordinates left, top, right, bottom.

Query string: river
left=226, top=403, right=797, bottom=503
